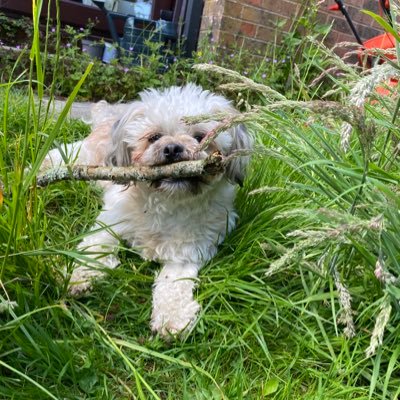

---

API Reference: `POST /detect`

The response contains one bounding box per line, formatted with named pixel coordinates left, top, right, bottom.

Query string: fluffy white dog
left=44, top=84, right=252, bottom=336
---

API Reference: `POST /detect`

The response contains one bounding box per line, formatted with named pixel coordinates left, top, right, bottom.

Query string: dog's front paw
left=68, top=266, right=105, bottom=296
left=151, top=298, right=200, bottom=337
left=68, top=254, right=119, bottom=296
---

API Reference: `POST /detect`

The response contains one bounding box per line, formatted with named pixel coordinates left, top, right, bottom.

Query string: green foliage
left=0, top=12, right=33, bottom=46
left=0, top=3, right=332, bottom=103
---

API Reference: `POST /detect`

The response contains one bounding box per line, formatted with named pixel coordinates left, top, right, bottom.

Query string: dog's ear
left=225, top=124, right=252, bottom=186
left=105, top=120, right=131, bottom=166
left=105, top=103, right=144, bottom=167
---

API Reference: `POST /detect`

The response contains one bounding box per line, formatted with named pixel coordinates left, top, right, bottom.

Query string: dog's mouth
left=151, top=176, right=206, bottom=195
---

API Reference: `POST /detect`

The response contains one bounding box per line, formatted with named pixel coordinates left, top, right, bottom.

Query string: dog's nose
left=163, top=144, right=184, bottom=162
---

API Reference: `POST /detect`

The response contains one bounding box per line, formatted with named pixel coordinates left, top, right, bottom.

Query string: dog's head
left=106, top=84, right=252, bottom=194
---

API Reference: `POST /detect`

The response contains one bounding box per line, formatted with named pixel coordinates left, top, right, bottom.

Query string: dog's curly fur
left=44, top=84, right=252, bottom=336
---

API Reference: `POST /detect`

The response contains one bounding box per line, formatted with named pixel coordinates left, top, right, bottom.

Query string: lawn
left=1, top=4, right=400, bottom=400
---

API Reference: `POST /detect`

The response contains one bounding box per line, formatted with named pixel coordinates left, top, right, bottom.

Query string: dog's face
left=106, top=84, right=252, bottom=194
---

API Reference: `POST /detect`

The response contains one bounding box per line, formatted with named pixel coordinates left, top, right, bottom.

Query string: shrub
left=0, top=5, right=331, bottom=103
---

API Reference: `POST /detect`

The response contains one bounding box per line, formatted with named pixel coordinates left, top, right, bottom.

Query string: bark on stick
left=36, top=153, right=226, bottom=187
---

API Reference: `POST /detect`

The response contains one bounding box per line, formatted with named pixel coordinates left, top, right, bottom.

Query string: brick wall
left=200, top=0, right=385, bottom=56
left=319, top=0, right=383, bottom=54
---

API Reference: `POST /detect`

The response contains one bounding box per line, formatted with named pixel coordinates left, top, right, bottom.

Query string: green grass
left=1, top=84, right=400, bottom=399
left=1, top=2, right=400, bottom=399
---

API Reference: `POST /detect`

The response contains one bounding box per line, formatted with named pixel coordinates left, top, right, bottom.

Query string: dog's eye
left=148, top=133, right=162, bottom=143
left=193, top=133, right=205, bottom=143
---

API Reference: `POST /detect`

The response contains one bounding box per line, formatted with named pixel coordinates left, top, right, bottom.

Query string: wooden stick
left=36, top=153, right=226, bottom=187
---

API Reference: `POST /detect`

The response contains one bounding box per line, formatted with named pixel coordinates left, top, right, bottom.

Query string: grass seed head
left=366, top=297, right=392, bottom=357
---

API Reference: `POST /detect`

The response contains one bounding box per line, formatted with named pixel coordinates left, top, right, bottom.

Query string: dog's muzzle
left=149, top=143, right=212, bottom=194
left=163, top=143, right=184, bottom=163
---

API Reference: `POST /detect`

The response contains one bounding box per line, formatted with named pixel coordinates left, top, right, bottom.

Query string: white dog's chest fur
left=100, top=179, right=237, bottom=264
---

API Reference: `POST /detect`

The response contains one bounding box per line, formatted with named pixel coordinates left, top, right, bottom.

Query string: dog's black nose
left=163, top=144, right=184, bottom=162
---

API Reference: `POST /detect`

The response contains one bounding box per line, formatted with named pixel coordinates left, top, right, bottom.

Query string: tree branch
left=36, top=153, right=227, bottom=187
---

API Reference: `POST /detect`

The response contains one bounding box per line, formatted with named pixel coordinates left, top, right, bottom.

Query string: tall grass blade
left=0, top=360, right=58, bottom=399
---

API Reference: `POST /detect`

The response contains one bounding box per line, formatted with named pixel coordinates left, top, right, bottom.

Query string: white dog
left=44, top=84, right=252, bottom=336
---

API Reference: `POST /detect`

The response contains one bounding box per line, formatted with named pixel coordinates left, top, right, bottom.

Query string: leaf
left=362, top=10, right=400, bottom=42
left=264, top=378, right=279, bottom=396
left=79, top=369, right=98, bottom=394
left=385, top=284, right=400, bottom=301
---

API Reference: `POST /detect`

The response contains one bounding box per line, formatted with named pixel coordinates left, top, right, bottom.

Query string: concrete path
left=44, top=98, right=94, bottom=123
left=43, top=98, right=132, bottom=126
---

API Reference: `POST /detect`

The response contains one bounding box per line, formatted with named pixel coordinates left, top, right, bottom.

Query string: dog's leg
left=68, top=227, right=120, bottom=296
left=151, top=262, right=201, bottom=336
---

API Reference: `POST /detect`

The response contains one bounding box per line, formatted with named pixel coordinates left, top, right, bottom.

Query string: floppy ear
left=105, top=103, right=144, bottom=167
left=105, top=120, right=132, bottom=167
left=225, top=124, right=253, bottom=186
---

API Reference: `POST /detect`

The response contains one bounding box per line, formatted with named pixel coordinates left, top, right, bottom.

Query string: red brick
left=261, top=0, right=298, bottom=15
left=333, top=17, right=355, bottom=34
left=336, top=32, right=359, bottom=43
left=242, top=5, right=263, bottom=24
left=347, top=5, right=372, bottom=26
left=364, top=0, right=379, bottom=13
left=359, top=24, right=382, bottom=40
left=218, top=32, right=247, bottom=50
left=247, top=0, right=262, bottom=6
left=277, top=1, right=299, bottom=18
left=221, top=16, right=241, bottom=35
left=219, top=31, right=238, bottom=47
left=239, top=22, right=256, bottom=37
left=260, top=10, right=287, bottom=29
left=317, top=10, right=329, bottom=24
left=256, top=25, right=277, bottom=42
left=225, top=1, right=243, bottom=18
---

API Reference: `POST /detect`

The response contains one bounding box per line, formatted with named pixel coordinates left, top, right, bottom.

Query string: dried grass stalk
left=333, top=267, right=356, bottom=338
left=366, top=296, right=392, bottom=357
left=0, top=300, right=18, bottom=314
left=264, top=100, right=365, bottom=127
left=348, top=62, right=399, bottom=107
left=193, top=63, right=286, bottom=101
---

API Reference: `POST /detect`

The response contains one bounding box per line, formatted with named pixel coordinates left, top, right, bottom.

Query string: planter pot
left=117, top=0, right=152, bottom=19
left=82, top=39, right=104, bottom=60
left=117, top=0, right=136, bottom=15
left=102, top=42, right=118, bottom=63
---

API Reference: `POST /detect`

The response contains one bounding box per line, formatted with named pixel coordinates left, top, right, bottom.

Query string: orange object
left=328, top=1, right=398, bottom=96
left=375, top=77, right=398, bottom=97
left=358, top=32, right=396, bottom=67
left=363, top=32, right=396, bottom=52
